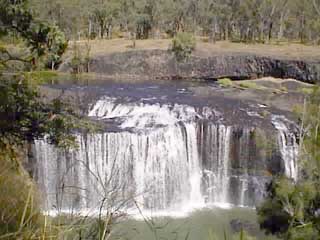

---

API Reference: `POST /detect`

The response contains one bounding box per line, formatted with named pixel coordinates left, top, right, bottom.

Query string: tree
left=0, top=1, right=92, bottom=238
left=171, top=32, right=196, bottom=61
left=312, top=0, right=320, bottom=16
left=90, top=0, right=120, bottom=39
left=0, top=0, right=68, bottom=69
left=25, top=0, right=320, bottom=44
left=258, top=87, right=320, bottom=239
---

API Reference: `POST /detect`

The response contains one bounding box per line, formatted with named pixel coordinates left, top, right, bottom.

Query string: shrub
left=218, top=78, right=233, bottom=88
left=238, top=82, right=261, bottom=90
left=70, top=41, right=91, bottom=74
left=299, top=87, right=314, bottom=95
left=46, top=25, right=68, bottom=70
left=171, top=32, right=196, bottom=61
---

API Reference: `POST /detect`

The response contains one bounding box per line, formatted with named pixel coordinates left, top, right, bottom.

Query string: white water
left=200, top=125, right=232, bottom=205
left=33, top=98, right=299, bottom=215
left=272, top=116, right=299, bottom=181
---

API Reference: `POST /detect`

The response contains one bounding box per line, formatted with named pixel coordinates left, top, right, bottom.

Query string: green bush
left=218, top=78, right=233, bottom=88
left=299, top=87, right=314, bottom=95
left=238, top=82, right=261, bottom=90
left=171, top=32, right=196, bottom=61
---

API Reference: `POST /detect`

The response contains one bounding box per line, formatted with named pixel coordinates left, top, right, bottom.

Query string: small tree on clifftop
left=171, top=32, right=196, bottom=61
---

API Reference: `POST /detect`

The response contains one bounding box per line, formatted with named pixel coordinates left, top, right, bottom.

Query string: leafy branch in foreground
left=0, top=0, right=68, bottom=70
left=0, top=1, right=96, bottom=239
left=0, top=73, right=99, bottom=239
left=0, top=74, right=95, bottom=148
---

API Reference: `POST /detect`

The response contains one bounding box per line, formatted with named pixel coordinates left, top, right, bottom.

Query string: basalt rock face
left=60, top=50, right=320, bottom=83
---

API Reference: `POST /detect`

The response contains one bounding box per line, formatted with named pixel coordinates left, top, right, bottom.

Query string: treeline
left=29, top=0, right=320, bottom=44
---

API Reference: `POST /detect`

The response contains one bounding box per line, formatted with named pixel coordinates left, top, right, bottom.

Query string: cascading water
left=33, top=97, right=299, bottom=215
left=272, top=116, right=299, bottom=181
left=198, top=124, right=232, bottom=207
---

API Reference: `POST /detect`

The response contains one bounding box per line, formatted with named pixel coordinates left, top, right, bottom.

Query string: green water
left=111, top=208, right=278, bottom=240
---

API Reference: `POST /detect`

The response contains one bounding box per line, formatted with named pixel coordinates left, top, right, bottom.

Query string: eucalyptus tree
left=198, top=0, right=216, bottom=41
left=0, top=0, right=68, bottom=69
left=309, top=0, right=320, bottom=43
left=30, top=0, right=91, bottom=38
left=276, top=0, right=290, bottom=41
left=25, top=0, right=320, bottom=44
left=89, top=0, right=120, bottom=39
left=312, top=0, right=320, bottom=16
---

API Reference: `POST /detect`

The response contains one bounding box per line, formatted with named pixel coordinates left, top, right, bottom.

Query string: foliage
left=28, top=0, right=320, bottom=44
left=0, top=76, right=86, bottom=148
left=26, top=70, right=59, bottom=83
left=0, top=1, right=100, bottom=239
left=171, top=32, right=196, bottom=61
left=299, top=87, right=314, bottom=96
left=0, top=0, right=68, bottom=70
left=46, top=25, right=68, bottom=69
left=257, top=86, right=320, bottom=239
left=70, top=41, right=91, bottom=74
left=218, top=78, right=233, bottom=88
left=238, top=82, right=261, bottom=90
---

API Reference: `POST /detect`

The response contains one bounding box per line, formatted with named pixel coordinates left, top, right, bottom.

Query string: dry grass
left=69, top=38, right=320, bottom=60
left=70, top=39, right=172, bottom=57
left=197, top=41, right=320, bottom=60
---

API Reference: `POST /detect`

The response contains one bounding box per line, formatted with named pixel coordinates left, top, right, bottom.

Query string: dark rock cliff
left=60, top=50, right=320, bottom=83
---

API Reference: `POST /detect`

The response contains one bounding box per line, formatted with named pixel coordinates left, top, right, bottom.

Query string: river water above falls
left=31, top=80, right=299, bottom=216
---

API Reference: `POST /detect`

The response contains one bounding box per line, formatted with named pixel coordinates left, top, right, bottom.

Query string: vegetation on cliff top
left=30, top=0, right=320, bottom=45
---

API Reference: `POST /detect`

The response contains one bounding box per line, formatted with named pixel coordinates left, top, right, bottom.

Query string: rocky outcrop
left=59, top=50, right=320, bottom=83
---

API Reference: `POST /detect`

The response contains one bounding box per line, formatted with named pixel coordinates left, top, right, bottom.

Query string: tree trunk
left=225, top=22, right=229, bottom=41
left=312, top=0, right=320, bottom=16
left=132, top=32, right=136, bottom=48
left=107, top=24, right=112, bottom=39
left=88, top=18, right=92, bottom=38
left=259, top=21, right=264, bottom=42
left=299, top=12, right=306, bottom=43
left=100, top=20, right=105, bottom=39
left=228, top=19, right=233, bottom=41
left=278, top=13, right=285, bottom=41
left=268, top=22, right=273, bottom=42
left=209, top=17, right=217, bottom=43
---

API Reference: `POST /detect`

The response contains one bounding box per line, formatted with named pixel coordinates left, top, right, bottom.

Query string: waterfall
left=32, top=98, right=299, bottom=214
left=199, top=124, right=232, bottom=207
left=272, top=116, right=299, bottom=180
left=35, top=124, right=204, bottom=212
